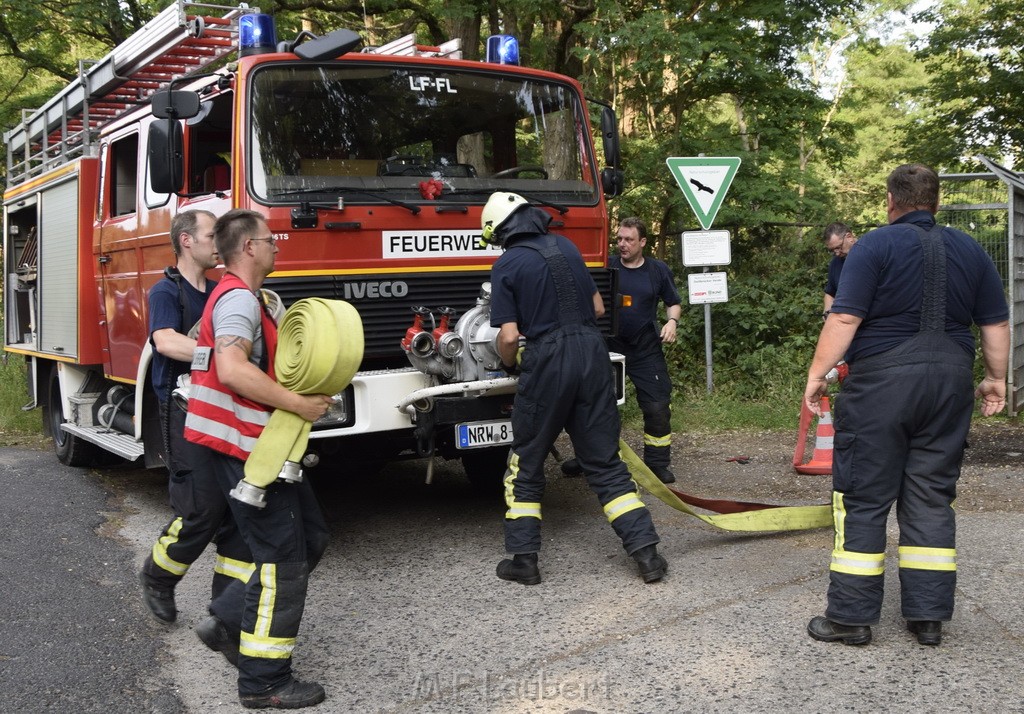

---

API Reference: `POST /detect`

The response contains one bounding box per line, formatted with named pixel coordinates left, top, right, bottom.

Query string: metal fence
left=939, top=158, right=1024, bottom=416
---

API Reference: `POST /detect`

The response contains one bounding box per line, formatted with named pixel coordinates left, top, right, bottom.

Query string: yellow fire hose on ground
left=232, top=298, right=363, bottom=508
left=619, top=441, right=833, bottom=532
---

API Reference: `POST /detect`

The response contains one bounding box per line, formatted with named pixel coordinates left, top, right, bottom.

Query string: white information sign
left=687, top=272, right=729, bottom=304
left=682, top=230, right=732, bottom=267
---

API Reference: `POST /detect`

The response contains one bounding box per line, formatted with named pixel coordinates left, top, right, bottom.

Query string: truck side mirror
left=148, top=120, right=184, bottom=194
left=151, top=90, right=201, bottom=120
left=600, top=106, right=621, bottom=168
left=599, top=105, right=625, bottom=197
left=601, top=167, right=625, bottom=197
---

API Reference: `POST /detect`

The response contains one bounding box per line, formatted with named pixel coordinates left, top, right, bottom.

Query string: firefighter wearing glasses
left=185, top=210, right=333, bottom=709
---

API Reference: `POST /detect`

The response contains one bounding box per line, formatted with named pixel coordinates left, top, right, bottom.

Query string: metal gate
left=939, top=157, right=1023, bottom=416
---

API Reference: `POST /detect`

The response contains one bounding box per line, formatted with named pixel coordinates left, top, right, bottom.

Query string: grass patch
left=618, top=382, right=805, bottom=436
left=672, top=387, right=802, bottom=432
left=0, top=352, right=43, bottom=441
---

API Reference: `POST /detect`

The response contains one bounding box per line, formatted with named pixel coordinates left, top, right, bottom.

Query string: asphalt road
left=2, top=426, right=1024, bottom=713
left=0, top=447, right=174, bottom=712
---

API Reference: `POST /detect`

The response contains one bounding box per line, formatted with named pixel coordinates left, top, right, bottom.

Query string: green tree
left=573, top=0, right=864, bottom=256
left=829, top=38, right=931, bottom=227
left=915, top=0, right=1024, bottom=169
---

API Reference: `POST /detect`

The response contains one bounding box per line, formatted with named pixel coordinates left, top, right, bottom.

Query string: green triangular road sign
left=666, top=157, right=741, bottom=230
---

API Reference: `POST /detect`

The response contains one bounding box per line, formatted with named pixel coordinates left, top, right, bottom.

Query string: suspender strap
left=909, top=224, right=947, bottom=333
left=512, top=234, right=582, bottom=327
left=163, top=266, right=193, bottom=331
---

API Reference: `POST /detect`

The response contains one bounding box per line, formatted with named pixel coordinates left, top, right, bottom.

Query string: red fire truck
left=3, top=0, right=623, bottom=487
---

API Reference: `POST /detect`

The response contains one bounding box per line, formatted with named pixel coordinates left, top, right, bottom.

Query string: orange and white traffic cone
left=792, top=395, right=833, bottom=475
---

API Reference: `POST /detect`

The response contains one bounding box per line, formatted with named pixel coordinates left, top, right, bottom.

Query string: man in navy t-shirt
left=821, top=222, right=858, bottom=318
left=140, top=209, right=251, bottom=635
left=804, top=164, right=1009, bottom=648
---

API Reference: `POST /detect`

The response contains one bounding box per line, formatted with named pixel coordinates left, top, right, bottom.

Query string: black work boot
left=632, top=545, right=667, bottom=583
left=496, top=553, right=541, bottom=585
left=908, top=620, right=942, bottom=646
left=807, top=616, right=872, bottom=645
left=139, top=571, right=177, bottom=624
left=646, top=462, right=676, bottom=484
left=239, top=679, right=326, bottom=709
left=196, top=615, right=240, bottom=666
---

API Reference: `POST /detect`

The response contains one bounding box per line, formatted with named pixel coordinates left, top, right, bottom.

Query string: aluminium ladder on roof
left=4, top=0, right=256, bottom=185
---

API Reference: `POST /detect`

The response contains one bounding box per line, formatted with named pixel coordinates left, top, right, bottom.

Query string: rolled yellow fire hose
left=619, top=440, right=832, bottom=532
left=243, top=298, right=364, bottom=488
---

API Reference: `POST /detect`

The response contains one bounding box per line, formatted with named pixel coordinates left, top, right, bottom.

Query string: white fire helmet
left=480, top=192, right=529, bottom=246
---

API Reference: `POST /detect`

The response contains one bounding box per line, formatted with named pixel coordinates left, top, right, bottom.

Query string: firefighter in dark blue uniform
left=481, top=192, right=667, bottom=586
left=140, top=209, right=253, bottom=625
left=608, top=217, right=682, bottom=483
left=804, top=164, right=1009, bottom=647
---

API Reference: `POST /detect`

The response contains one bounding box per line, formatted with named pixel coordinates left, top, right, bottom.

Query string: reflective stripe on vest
left=185, top=273, right=277, bottom=460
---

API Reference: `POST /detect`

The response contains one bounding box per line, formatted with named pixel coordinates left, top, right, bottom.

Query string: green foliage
left=828, top=38, right=930, bottom=227
left=915, top=0, right=1024, bottom=168
left=0, top=353, right=41, bottom=437
left=620, top=379, right=803, bottom=435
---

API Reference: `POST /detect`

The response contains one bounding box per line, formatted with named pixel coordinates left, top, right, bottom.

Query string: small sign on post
left=687, top=272, right=729, bottom=304
left=682, top=230, right=731, bottom=267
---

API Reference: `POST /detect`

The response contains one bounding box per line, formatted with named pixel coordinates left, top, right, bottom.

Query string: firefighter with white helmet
left=480, top=191, right=529, bottom=246
left=482, top=191, right=667, bottom=585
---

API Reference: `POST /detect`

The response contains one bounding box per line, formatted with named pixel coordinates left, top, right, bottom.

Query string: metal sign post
left=682, top=229, right=733, bottom=394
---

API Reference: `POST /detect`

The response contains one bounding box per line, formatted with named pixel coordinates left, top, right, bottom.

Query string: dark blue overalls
left=501, top=235, right=660, bottom=556
left=827, top=224, right=974, bottom=625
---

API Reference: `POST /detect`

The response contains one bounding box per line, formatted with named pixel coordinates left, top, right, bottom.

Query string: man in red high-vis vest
left=185, top=209, right=335, bottom=710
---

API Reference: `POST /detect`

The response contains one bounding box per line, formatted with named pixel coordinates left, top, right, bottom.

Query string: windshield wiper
left=437, top=189, right=570, bottom=215
left=273, top=186, right=421, bottom=215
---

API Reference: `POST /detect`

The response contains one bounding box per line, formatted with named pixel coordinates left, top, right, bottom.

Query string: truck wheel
left=44, top=368, right=99, bottom=467
left=461, top=446, right=510, bottom=494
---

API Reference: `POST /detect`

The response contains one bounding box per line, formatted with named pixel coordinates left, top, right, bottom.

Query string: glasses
left=825, top=233, right=851, bottom=254
left=250, top=235, right=277, bottom=246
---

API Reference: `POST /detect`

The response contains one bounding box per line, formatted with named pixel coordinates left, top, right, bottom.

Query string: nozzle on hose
left=277, top=460, right=304, bottom=483
left=230, top=460, right=305, bottom=508
left=230, top=479, right=268, bottom=508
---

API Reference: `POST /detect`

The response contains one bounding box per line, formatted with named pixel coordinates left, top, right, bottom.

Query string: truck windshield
left=248, top=64, right=598, bottom=205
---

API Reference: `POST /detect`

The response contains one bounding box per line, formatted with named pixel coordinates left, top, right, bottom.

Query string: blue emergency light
left=239, top=14, right=277, bottom=57
left=486, top=35, right=520, bottom=65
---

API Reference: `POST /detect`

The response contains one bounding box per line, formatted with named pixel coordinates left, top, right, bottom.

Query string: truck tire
left=461, top=446, right=510, bottom=494
left=44, top=367, right=99, bottom=467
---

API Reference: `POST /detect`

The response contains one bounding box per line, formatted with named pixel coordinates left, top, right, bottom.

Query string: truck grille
left=264, top=269, right=617, bottom=368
